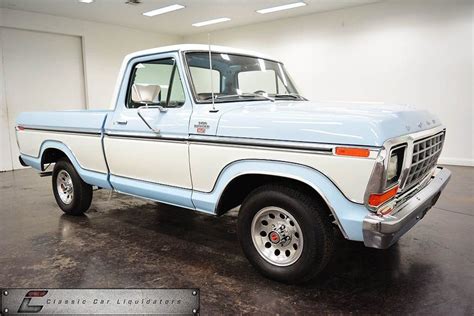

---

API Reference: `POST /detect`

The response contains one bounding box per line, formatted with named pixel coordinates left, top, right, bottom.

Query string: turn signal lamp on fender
left=335, top=147, right=370, bottom=158
left=368, top=186, right=399, bottom=207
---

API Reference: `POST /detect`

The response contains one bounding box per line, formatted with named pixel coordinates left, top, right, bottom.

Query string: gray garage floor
left=0, top=165, right=472, bottom=314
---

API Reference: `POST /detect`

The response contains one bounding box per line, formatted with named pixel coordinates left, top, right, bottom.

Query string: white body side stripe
left=104, top=137, right=192, bottom=189
left=17, top=130, right=107, bottom=173
left=190, top=143, right=375, bottom=203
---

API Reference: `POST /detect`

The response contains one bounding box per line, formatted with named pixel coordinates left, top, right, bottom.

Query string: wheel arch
left=38, top=141, right=78, bottom=171
left=193, top=159, right=369, bottom=240
left=30, top=140, right=112, bottom=189
left=41, top=147, right=70, bottom=170
left=215, top=173, right=330, bottom=216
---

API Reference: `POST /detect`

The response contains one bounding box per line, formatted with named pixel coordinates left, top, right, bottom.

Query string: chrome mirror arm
left=137, top=104, right=167, bottom=134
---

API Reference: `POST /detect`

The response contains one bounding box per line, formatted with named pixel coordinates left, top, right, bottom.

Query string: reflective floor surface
left=0, top=165, right=472, bottom=314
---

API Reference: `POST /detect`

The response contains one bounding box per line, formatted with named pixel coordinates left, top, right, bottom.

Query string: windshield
left=185, top=52, right=304, bottom=103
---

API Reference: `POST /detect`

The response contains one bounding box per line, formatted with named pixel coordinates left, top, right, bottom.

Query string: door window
left=127, top=58, right=185, bottom=108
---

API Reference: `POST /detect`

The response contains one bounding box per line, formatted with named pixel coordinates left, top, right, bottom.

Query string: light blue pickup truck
left=16, top=44, right=451, bottom=283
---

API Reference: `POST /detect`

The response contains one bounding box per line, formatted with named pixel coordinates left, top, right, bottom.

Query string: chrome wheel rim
left=57, top=170, right=74, bottom=205
left=251, top=206, right=303, bottom=266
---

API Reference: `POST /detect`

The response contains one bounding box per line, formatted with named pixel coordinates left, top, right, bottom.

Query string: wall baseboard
left=438, top=157, right=474, bottom=167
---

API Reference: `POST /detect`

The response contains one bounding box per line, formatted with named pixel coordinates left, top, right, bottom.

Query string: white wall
left=2, top=28, right=88, bottom=170
left=0, top=8, right=180, bottom=109
left=0, top=22, right=13, bottom=171
left=472, top=4, right=474, bottom=164
left=1, top=1, right=472, bottom=169
left=0, top=8, right=180, bottom=171
left=185, top=0, right=474, bottom=166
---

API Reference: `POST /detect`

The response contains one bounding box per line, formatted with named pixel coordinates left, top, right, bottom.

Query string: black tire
left=52, top=159, right=92, bottom=215
left=237, top=184, right=334, bottom=284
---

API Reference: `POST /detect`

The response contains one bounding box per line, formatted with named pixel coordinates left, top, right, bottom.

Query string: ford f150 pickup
left=16, top=44, right=451, bottom=283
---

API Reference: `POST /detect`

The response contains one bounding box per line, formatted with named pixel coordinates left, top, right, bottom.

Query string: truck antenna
left=208, top=33, right=218, bottom=113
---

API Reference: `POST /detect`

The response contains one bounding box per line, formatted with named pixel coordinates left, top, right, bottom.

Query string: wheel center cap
left=269, top=231, right=281, bottom=244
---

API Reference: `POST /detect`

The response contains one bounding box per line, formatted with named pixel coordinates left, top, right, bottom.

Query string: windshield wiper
left=210, top=93, right=275, bottom=102
left=274, top=93, right=306, bottom=101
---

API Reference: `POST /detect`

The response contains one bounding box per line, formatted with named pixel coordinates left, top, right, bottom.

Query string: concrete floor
left=0, top=165, right=472, bottom=314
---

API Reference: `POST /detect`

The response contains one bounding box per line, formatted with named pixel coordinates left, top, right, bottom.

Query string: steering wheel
left=254, top=90, right=267, bottom=95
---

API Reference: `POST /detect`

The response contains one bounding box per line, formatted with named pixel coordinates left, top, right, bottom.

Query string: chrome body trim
left=363, top=167, right=451, bottom=249
left=105, top=132, right=380, bottom=156
left=18, top=125, right=102, bottom=135
left=189, top=135, right=336, bottom=154
left=364, top=125, right=446, bottom=211
left=104, top=130, right=186, bottom=140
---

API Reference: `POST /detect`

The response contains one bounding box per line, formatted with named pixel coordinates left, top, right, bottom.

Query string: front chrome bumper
left=363, top=167, right=451, bottom=249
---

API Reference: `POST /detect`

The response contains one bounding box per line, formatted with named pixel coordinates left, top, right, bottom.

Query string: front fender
left=191, top=159, right=369, bottom=241
left=20, top=140, right=111, bottom=189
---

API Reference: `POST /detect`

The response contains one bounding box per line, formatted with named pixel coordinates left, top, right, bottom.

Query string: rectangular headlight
left=386, top=146, right=405, bottom=187
left=387, top=154, right=398, bottom=180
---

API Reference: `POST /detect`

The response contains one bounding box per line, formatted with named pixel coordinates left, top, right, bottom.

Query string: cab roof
left=123, top=44, right=279, bottom=63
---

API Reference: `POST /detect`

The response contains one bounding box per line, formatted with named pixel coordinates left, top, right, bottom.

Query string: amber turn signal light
left=368, top=186, right=399, bottom=207
left=335, top=147, right=370, bottom=158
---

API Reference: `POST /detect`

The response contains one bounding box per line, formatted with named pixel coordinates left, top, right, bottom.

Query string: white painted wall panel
left=0, top=26, right=13, bottom=172
left=0, top=8, right=179, bottom=110
left=1, top=28, right=86, bottom=170
left=185, top=0, right=474, bottom=166
left=0, top=9, right=180, bottom=171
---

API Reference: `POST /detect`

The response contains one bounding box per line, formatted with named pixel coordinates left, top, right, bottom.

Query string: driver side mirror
left=132, top=84, right=166, bottom=135
left=131, top=84, right=161, bottom=105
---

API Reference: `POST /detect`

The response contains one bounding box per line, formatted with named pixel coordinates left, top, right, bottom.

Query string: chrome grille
left=404, top=132, right=445, bottom=190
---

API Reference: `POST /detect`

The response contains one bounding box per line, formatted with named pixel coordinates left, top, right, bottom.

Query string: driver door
left=104, top=53, right=194, bottom=209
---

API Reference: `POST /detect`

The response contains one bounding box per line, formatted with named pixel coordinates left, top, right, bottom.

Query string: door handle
left=114, top=120, right=128, bottom=125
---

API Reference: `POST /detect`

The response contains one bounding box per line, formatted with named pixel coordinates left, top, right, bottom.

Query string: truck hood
left=216, top=101, right=441, bottom=147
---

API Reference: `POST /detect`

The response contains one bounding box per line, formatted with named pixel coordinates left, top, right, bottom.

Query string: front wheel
left=237, top=184, right=334, bottom=283
left=52, top=159, right=92, bottom=215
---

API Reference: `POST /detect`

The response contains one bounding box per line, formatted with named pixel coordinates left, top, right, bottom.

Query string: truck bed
left=17, top=110, right=112, bottom=133
left=16, top=110, right=113, bottom=189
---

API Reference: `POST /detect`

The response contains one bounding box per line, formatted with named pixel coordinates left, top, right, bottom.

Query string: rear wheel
left=52, top=159, right=92, bottom=215
left=237, top=184, right=334, bottom=283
